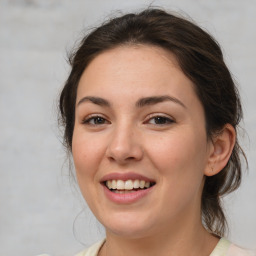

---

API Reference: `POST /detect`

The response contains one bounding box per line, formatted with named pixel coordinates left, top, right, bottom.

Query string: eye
left=146, top=115, right=174, bottom=125
left=82, top=115, right=110, bottom=125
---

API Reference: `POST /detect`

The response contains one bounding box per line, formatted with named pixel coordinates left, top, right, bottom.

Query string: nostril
left=105, top=133, right=143, bottom=163
left=106, top=150, right=142, bottom=164
left=126, top=156, right=136, bottom=160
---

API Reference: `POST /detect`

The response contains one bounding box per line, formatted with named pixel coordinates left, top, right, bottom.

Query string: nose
left=106, top=123, right=143, bottom=164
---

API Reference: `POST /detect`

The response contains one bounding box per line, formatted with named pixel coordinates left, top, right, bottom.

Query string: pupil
left=96, top=117, right=104, bottom=124
left=155, top=117, right=166, bottom=124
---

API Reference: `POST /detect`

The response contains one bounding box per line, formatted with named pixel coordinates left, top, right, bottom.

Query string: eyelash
left=81, top=114, right=174, bottom=127
left=82, top=115, right=110, bottom=126
left=145, top=114, right=175, bottom=126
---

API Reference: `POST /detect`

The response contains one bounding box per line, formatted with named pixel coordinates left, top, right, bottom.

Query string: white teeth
left=116, top=180, right=125, bottom=190
left=145, top=181, right=150, bottom=188
left=112, top=180, right=117, bottom=189
left=133, top=179, right=140, bottom=189
left=125, top=180, right=133, bottom=190
left=105, top=179, right=153, bottom=190
left=106, top=180, right=112, bottom=189
left=139, top=180, right=145, bottom=188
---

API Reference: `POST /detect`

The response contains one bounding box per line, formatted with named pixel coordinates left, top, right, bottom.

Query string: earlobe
left=204, top=124, right=236, bottom=177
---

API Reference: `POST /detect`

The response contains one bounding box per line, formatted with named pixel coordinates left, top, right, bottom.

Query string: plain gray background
left=0, top=0, right=255, bottom=255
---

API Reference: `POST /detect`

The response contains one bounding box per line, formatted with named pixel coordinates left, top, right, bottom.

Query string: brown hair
left=59, top=8, right=245, bottom=237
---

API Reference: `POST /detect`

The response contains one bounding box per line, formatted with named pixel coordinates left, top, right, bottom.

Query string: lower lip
left=102, top=184, right=154, bottom=204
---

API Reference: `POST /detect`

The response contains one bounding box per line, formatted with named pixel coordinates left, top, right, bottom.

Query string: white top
left=37, top=238, right=255, bottom=256
left=74, top=238, right=256, bottom=256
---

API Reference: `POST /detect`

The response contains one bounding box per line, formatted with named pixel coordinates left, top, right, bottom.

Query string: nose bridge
left=106, top=118, right=143, bottom=163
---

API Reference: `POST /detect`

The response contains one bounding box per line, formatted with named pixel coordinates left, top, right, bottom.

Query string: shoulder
left=210, top=238, right=256, bottom=256
left=227, top=243, right=256, bottom=256
left=35, top=240, right=105, bottom=256
left=75, top=240, right=105, bottom=256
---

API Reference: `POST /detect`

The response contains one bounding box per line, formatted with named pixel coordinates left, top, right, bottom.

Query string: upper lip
left=100, top=172, right=155, bottom=183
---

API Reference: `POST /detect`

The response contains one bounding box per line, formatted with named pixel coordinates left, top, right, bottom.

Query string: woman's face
left=72, top=45, right=212, bottom=238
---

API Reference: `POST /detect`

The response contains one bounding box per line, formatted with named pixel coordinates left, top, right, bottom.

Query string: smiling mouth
left=104, top=179, right=156, bottom=194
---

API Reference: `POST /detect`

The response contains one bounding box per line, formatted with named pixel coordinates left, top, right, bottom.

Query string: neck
left=101, top=218, right=219, bottom=256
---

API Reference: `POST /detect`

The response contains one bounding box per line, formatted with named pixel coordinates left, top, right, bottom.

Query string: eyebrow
left=77, top=96, right=111, bottom=107
left=136, top=95, right=186, bottom=108
left=77, top=95, right=186, bottom=109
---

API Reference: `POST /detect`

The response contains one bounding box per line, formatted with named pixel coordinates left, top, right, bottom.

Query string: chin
left=106, top=224, right=153, bottom=239
left=99, top=211, right=156, bottom=239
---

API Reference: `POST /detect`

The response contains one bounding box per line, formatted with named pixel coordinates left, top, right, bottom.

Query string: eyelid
left=144, top=113, right=175, bottom=125
left=81, top=114, right=110, bottom=125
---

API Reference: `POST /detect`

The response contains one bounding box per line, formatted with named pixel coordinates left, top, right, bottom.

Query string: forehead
left=83, top=45, right=181, bottom=77
left=77, top=45, right=196, bottom=106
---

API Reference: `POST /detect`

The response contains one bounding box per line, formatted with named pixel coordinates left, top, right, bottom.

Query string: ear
left=204, top=124, right=236, bottom=177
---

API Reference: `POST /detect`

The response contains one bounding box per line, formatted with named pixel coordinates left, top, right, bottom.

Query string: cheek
left=145, top=129, right=207, bottom=180
left=72, top=130, right=108, bottom=209
left=72, top=129, right=105, bottom=182
left=146, top=131, right=207, bottom=213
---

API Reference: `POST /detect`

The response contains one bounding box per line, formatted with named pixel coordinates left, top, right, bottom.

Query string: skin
left=72, top=45, right=235, bottom=256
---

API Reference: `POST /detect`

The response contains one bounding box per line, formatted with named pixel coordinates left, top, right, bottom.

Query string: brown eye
left=148, top=116, right=174, bottom=125
left=83, top=116, right=109, bottom=125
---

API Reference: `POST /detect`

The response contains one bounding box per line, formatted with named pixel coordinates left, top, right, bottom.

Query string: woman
left=58, top=8, right=255, bottom=256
